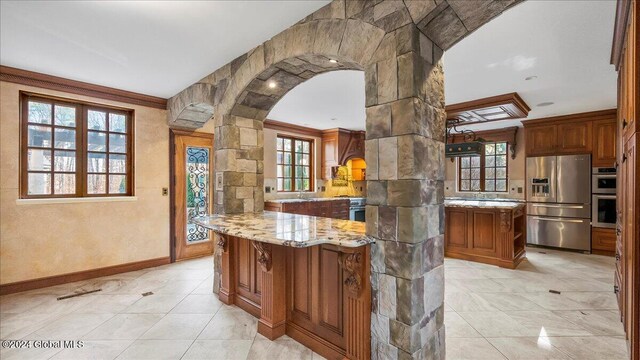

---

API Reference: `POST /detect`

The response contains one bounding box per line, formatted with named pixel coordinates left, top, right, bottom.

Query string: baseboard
left=0, top=256, right=171, bottom=295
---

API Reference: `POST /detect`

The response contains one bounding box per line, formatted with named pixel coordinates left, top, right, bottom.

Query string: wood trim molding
left=0, top=256, right=170, bottom=295
left=0, top=65, right=167, bottom=109
left=264, top=119, right=323, bottom=137
left=522, top=109, right=617, bottom=127
left=611, top=0, right=632, bottom=69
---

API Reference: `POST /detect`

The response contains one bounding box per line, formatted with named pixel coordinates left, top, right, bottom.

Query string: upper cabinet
left=321, top=129, right=365, bottom=180
left=523, top=110, right=616, bottom=165
left=593, top=119, right=618, bottom=167
left=525, top=124, right=557, bottom=156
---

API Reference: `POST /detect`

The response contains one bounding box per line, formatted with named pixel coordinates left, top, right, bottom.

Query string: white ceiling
left=1, top=0, right=618, bottom=132
left=0, top=0, right=329, bottom=98
left=270, top=0, right=618, bottom=131
left=268, top=70, right=366, bottom=130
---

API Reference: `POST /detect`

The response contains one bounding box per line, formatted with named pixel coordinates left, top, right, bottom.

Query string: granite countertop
left=266, top=197, right=365, bottom=204
left=444, top=199, right=525, bottom=209
left=193, top=211, right=373, bottom=248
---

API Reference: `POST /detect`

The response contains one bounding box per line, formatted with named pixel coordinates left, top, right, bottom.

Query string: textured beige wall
left=0, top=81, right=171, bottom=284
left=444, top=128, right=526, bottom=200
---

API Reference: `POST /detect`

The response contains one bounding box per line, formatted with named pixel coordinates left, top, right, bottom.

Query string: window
left=459, top=141, right=508, bottom=192
left=276, top=135, right=312, bottom=192
left=21, top=93, right=133, bottom=198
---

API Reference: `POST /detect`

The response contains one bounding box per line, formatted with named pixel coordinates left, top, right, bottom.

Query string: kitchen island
left=445, top=199, right=526, bottom=269
left=194, top=211, right=373, bottom=360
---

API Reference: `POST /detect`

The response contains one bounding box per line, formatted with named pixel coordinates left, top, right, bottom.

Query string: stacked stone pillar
left=211, top=114, right=265, bottom=293
left=365, top=24, right=446, bottom=360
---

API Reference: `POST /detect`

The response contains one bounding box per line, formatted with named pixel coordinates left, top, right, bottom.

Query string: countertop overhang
left=193, top=211, right=373, bottom=248
left=444, top=199, right=525, bottom=209
left=265, top=197, right=365, bottom=204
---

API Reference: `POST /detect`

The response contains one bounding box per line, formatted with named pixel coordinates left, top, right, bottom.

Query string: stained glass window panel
left=185, top=147, right=209, bottom=243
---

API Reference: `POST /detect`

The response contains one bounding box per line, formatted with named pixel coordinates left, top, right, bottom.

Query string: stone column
left=365, top=24, right=446, bottom=360
left=212, top=114, right=264, bottom=293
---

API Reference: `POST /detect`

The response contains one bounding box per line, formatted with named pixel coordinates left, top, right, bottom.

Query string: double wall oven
left=592, top=167, right=617, bottom=229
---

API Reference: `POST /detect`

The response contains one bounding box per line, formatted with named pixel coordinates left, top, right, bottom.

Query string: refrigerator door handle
left=532, top=204, right=585, bottom=209
left=530, top=216, right=585, bottom=223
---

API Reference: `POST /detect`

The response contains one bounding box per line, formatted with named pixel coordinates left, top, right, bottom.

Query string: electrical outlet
left=265, top=186, right=271, bottom=193
left=162, top=188, right=168, bottom=196
left=517, top=187, right=523, bottom=194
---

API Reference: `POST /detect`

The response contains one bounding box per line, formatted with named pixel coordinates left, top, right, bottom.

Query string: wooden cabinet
left=444, top=205, right=526, bottom=269
left=557, top=121, right=592, bottom=153
left=592, top=227, right=616, bottom=256
left=525, top=124, right=557, bottom=156
left=613, top=1, right=640, bottom=357
left=523, top=110, right=616, bottom=157
left=593, top=119, right=618, bottom=167
left=265, top=199, right=350, bottom=220
left=321, top=129, right=365, bottom=180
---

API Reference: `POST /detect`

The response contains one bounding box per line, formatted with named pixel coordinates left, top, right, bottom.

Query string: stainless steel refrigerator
left=526, top=154, right=591, bottom=251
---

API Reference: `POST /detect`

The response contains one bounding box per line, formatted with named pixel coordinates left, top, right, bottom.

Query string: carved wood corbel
left=252, top=242, right=272, bottom=272
left=499, top=210, right=512, bottom=232
left=216, top=234, right=227, bottom=251
left=340, top=251, right=363, bottom=296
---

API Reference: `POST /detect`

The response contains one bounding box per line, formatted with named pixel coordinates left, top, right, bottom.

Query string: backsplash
left=444, top=179, right=525, bottom=200
left=263, top=178, right=366, bottom=201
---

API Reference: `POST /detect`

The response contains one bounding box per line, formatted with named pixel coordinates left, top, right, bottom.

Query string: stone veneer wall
left=167, top=1, right=523, bottom=358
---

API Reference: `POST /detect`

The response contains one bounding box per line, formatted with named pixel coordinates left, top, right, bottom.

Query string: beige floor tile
left=0, top=293, right=50, bottom=313
left=562, top=291, right=619, bottom=310
left=457, top=311, right=535, bottom=337
left=153, top=280, right=203, bottom=295
left=170, top=294, right=223, bottom=314
left=51, top=340, right=133, bottom=360
left=74, top=295, right=142, bottom=314
left=121, top=294, right=186, bottom=313
left=191, top=277, right=215, bottom=295
left=447, top=279, right=507, bottom=293
left=501, top=311, right=592, bottom=336
left=0, top=312, right=62, bottom=339
left=182, top=339, right=252, bottom=360
left=487, top=336, right=572, bottom=359
left=445, top=312, right=482, bottom=338
left=115, top=339, right=192, bottom=360
left=552, top=310, right=625, bottom=336
left=473, top=293, right=545, bottom=311
left=247, top=338, right=313, bottom=359
left=446, top=292, right=500, bottom=312
left=198, top=307, right=258, bottom=340
left=445, top=337, right=507, bottom=360
left=84, top=313, right=164, bottom=340
left=518, top=292, right=588, bottom=310
left=547, top=336, right=628, bottom=360
left=0, top=345, right=63, bottom=360
left=140, top=313, right=212, bottom=340
left=28, top=313, right=114, bottom=340
left=24, top=294, right=98, bottom=315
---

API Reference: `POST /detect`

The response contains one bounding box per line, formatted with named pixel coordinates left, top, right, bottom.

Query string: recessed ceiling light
left=331, top=117, right=337, bottom=121
left=329, top=59, right=338, bottom=63
left=525, top=76, right=538, bottom=81
left=268, top=81, right=277, bottom=89
left=537, top=102, right=554, bottom=107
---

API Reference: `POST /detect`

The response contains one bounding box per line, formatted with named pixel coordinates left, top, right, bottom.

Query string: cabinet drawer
left=591, top=227, right=616, bottom=254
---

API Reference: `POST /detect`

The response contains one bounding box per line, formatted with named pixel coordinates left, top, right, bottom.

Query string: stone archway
left=167, top=1, right=523, bottom=358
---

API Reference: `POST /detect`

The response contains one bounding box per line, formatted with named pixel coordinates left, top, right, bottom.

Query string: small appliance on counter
left=591, top=167, right=617, bottom=229
left=526, top=154, right=591, bottom=251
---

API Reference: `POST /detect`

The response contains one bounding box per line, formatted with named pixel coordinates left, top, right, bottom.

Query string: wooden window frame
left=276, top=134, right=314, bottom=192
left=20, top=92, right=134, bottom=198
left=458, top=141, right=509, bottom=193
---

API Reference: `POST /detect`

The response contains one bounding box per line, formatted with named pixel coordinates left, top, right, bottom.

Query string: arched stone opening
left=167, top=1, right=524, bottom=358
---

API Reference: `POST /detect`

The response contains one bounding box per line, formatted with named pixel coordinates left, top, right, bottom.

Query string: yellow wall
left=0, top=81, right=171, bottom=285
left=444, top=128, right=526, bottom=200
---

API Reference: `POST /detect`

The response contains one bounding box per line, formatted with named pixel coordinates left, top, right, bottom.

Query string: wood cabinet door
left=321, top=132, right=339, bottom=180
left=444, top=208, right=468, bottom=249
left=557, top=121, right=592, bottom=154
left=593, top=119, right=617, bottom=167
left=525, top=125, right=557, bottom=156
left=468, top=210, right=498, bottom=256
left=621, top=6, right=637, bottom=144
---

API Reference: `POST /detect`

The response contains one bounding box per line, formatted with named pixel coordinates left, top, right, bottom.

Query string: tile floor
left=0, top=247, right=628, bottom=359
